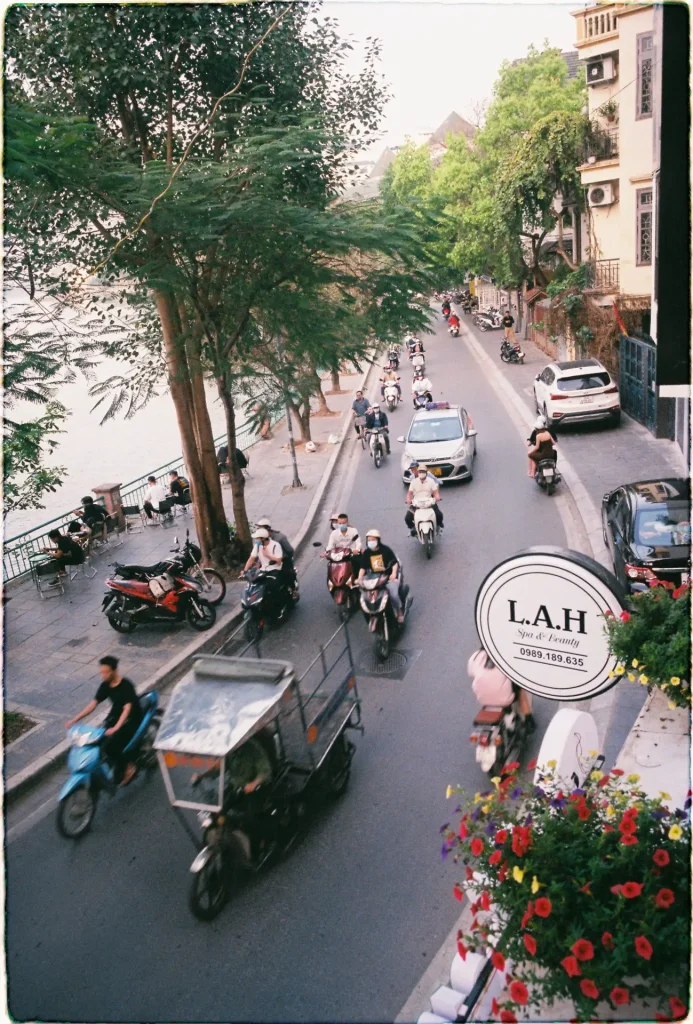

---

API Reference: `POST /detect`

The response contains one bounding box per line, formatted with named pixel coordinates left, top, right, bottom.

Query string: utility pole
left=275, top=334, right=303, bottom=489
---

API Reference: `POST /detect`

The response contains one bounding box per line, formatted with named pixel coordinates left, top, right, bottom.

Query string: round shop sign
left=475, top=547, right=627, bottom=702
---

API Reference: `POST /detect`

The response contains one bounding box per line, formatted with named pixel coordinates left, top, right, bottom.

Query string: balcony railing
left=591, top=258, right=620, bottom=290
left=582, top=127, right=619, bottom=164
left=575, top=4, right=625, bottom=46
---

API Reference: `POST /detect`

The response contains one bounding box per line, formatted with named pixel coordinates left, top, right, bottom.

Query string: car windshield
left=408, top=416, right=462, bottom=443
left=557, top=372, right=611, bottom=391
left=634, top=505, right=691, bottom=547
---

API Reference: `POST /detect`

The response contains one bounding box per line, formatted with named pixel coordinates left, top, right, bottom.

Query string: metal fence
left=592, top=258, right=620, bottom=290
left=3, top=414, right=278, bottom=585
left=583, top=127, right=619, bottom=164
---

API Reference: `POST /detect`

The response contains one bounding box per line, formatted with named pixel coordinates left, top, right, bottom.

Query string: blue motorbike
left=56, top=692, right=161, bottom=838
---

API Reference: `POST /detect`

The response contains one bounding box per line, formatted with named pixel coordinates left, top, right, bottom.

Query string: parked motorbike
left=358, top=568, right=412, bottom=660
left=240, top=567, right=295, bottom=641
left=368, top=428, right=387, bottom=469
left=470, top=700, right=527, bottom=776
left=411, top=494, right=438, bottom=559
left=102, top=568, right=216, bottom=633
left=535, top=457, right=561, bottom=496
left=500, top=340, right=525, bottom=364
left=384, top=381, right=400, bottom=412
left=56, top=693, right=162, bottom=838
left=111, top=531, right=226, bottom=606
left=474, top=311, right=503, bottom=332
left=323, top=547, right=358, bottom=620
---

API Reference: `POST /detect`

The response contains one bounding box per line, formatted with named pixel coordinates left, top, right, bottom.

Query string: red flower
left=465, top=866, right=474, bottom=881
left=603, top=824, right=615, bottom=832
left=453, top=884, right=464, bottom=902
left=523, top=933, right=537, bottom=955
left=669, top=996, right=687, bottom=1019
left=500, top=1012, right=517, bottom=1024
left=610, top=884, right=622, bottom=895
left=534, top=897, right=552, bottom=918
left=601, top=931, right=615, bottom=950
left=480, top=891, right=491, bottom=911
left=561, top=955, right=582, bottom=978
left=501, top=761, right=520, bottom=775
left=619, top=816, right=637, bottom=834
left=578, top=881, right=592, bottom=894
left=470, top=917, right=480, bottom=932
left=489, top=850, right=502, bottom=866
left=521, top=902, right=534, bottom=929
left=527, top=757, right=537, bottom=770
left=511, top=825, right=532, bottom=857
left=457, top=938, right=468, bottom=960
left=577, top=803, right=591, bottom=821
left=509, top=981, right=528, bottom=1006
left=498, top=860, right=508, bottom=882
left=673, top=583, right=690, bottom=599
left=470, top=902, right=479, bottom=915
left=580, top=979, right=599, bottom=1000
left=571, top=939, right=595, bottom=961
left=653, top=849, right=670, bottom=867
left=611, top=768, right=624, bottom=776
left=621, top=881, right=644, bottom=898
left=623, top=805, right=638, bottom=819
left=619, top=610, right=631, bottom=622
left=635, top=935, right=653, bottom=960
left=491, top=951, right=506, bottom=972
left=495, top=829, right=508, bottom=845
left=491, top=998, right=500, bottom=1016
left=597, top=774, right=610, bottom=788
left=470, top=837, right=484, bottom=856
left=620, top=834, right=639, bottom=845
left=610, top=987, right=630, bottom=1007
left=459, top=821, right=469, bottom=840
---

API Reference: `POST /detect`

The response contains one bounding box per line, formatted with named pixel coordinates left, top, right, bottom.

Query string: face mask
left=339, top=525, right=348, bottom=533
left=367, top=539, right=378, bottom=550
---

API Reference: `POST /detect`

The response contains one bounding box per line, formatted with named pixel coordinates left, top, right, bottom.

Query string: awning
left=524, top=287, right=547, bottom=304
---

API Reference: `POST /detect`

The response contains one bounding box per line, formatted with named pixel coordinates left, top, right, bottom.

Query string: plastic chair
left=122, top=504, right=145, bottom=533
left=68, top=539, right=97, bottom=580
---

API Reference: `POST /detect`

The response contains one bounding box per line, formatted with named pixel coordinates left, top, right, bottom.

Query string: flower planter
left=614, top=687, right=690, bottom=810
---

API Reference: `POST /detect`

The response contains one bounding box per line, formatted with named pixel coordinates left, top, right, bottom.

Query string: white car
left=398, top=404, right=477, bottom=484
left=533, top=358, right=621, bottom=429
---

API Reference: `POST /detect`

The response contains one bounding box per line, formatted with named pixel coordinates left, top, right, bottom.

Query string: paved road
left=7, top=315, right=566, bottom=1023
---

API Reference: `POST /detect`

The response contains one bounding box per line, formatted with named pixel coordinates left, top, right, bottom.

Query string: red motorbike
left=322, top=547, right=358, bottom=620
left=102, top=566, right=216, bottom=634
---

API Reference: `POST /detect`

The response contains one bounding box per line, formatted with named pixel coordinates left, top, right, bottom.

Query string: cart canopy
left=154, top=655, right=296, bottom=758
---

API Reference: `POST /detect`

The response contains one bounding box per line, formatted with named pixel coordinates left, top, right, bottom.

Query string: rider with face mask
left=357, top=529, right=406, bottom=623
left=364, top=403, right=390, bottom=453
left=326, top=513, right=362, bottom=554
left=405, top=465, right=444, bottom=534
left=412, top=370, right=433, bottom=403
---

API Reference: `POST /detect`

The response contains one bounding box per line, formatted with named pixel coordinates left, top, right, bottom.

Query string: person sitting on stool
left=142, top=475, right=167, bottom=520
left=42, top=529, right=85, bottom=576
left=168, top=470, right=191, bottom=507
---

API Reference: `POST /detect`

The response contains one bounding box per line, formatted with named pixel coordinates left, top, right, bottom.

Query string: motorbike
left=111, top=531, right=226, bottom=606
left=56, top=693, right=162, bottom=838
left=240, top=566, right=295, bottom=641
left=470, top=700, right=527, bottom=776
left=358, top=567, right=412, bottom=660
left=411, top=494, right=438, bottom=559
left=535, top=457, right=561, bottom=496
left=323, top=547, right=358, bottom=620
left=387, top=349, right=400, bottom=370
left=448, top=322, right=460, bottom=337
left=442, top=310, right=450, bottom=321
left=474, top=311, right=503, bottom=332
left=368, top=427, right=387, bottom=469
left=102, top=567, right=216, bottom=633
left=413, top=389, right=433, bottom=410
left=383, top=381, right=400, bottom=412
left=500, top=340, right=525, bottom=364
left=411, top=352, right=426, bottom=373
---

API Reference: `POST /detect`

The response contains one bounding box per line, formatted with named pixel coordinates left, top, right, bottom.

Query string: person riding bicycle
left=351, top=390, right=370, bottom=438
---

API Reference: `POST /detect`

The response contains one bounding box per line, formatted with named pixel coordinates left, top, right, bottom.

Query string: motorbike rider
left=412, top=370, right=433, bottom=404
left=467, top=647, right=535, bottom=733
left=65, top=656, right=143, bottom=786
left=527, top=416, right=558, bottom=478
left=405, top=464, right=443, bottom=535
left=365, top=403, right=391, bottom=454
left=357, top=529, right=406, bottom=624
left=448, top=311, right=461, bottom=331
left=351, top=390, right=370, bottom=439
left=408, top=461, right=437, bottom=485
left=326, top=513, right=362, bottom=555
left=243, top=527, right=283, bottom=583
left=409, top=337, right=425, bottom=357
left=380, top=364, right=402, bottom=402
left=256, top=517, right=298, bottom=597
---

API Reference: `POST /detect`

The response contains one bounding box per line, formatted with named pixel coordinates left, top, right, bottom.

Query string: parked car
left=601, top=478, right=691, bottom=591
left=533, top=358, right=621, bottom=429
left=398, top=403, right=477, bottom=484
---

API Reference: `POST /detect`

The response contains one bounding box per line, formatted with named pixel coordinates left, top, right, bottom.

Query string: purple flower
left=439, top=823, right=450, bottom=834
left=675, top=808, right=687, bottom=819
left=684, top=796, right=691, bottom=811
left=651, top=807, right=668, bottom=819
left=471, top=807, right=482, bottom=822
left=572, top=788, right=586, bottom=797
left=510, top=787, right=523, bottom=800
left=440, top=842, right=450, bottom=861
left=524, top=814, right=533, bottom=827
left=533, top=787, right=545, bottom=799
left=485, top=821, right=497, bottom=836
left=550, top=796, right=567, bottom=810
left=454, top=806, right=462, bottom=814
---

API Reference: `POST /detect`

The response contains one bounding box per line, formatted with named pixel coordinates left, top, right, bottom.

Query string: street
left=7, top=314, right=567, bottom=1023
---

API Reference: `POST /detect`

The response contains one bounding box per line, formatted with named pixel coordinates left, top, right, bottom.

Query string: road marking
left=7, top=792, right=59, bottom=844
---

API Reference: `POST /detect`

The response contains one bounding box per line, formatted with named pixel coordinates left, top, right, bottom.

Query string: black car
left=601, top=478, right=690, bottom=592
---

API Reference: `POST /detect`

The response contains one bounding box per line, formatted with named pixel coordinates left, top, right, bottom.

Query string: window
left=636, top=33, right=654, bottom=118
left=636, top=188, right=653, bottom=265
left=408, top=416, right=462, bottom=443
left=635, top=505, right=691, bottom=547
left=556, top=372, right=612, bottom=391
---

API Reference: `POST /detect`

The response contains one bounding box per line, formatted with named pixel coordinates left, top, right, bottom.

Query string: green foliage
left=605, top=584, right=691, bottom=707
left=561, top=292, right=583, bottom=318
left=446, top=764, right=690, bottom=1018
left=574, top=325, right=595, bottom=344
left=546, top=263, right=593, bottom=297
left=3, top=405, right=66, bottom=519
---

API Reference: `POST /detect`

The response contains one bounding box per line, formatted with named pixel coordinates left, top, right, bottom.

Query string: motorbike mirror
left=535, top=374, right=541, bottom=382
left=397, top=436, right=405, bottom=443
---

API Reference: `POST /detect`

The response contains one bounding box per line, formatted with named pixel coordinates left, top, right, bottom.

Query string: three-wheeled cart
left=155, top=623, right=362, bottom=919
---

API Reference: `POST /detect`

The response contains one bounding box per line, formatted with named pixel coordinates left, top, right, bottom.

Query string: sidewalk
left=3, top=369, right=367, bottom=782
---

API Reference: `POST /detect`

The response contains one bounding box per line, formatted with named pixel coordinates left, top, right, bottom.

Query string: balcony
left=582, top=127, right=619, bottom=165
left=574, top=4, right=624, bottom=48
left=590, top=258, right=620, bottom=291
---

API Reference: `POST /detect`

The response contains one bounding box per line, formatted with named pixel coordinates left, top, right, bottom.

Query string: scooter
left=535, top=457, right=561, bottom=496
left=358, top=568, right=412, bottom=660
left=102, top=568, right=216, bottom=633
left=56, top=693, right=162, bottom=838
left=413, top=389, right=433, bottom=410
left=383, top=381, right=400, bottom=412
left=470, top=700, right=527, bottom=777
left=240, top=567, right=295, bottom=641
left=411, top=494, right=438, bottom=559
left=449, top=322, right=460, bottom=337
left=323, top=547, right=358, bottom=620
left=411, top=352, right=426, bottom=373
left=111, top=531, right=226, bottom=606
left=387, top=349, right=400, bottom=370
left=500, top=340, right=525, bottom=364
left=368, top=427, right=387, bottom=469
left=474, top=312, right=503, bottom=332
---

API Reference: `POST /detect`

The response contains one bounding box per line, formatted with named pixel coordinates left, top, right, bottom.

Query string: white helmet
left=365, top=528, right=381, bottom=539
left=252, top=528, right=270, bottom=540
left=256, top=517, right=272, bottom=529
left=534, top=415, right=547, bottom=430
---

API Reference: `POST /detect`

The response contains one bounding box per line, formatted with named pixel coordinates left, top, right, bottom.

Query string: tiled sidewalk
left=3, top=372, right=365, bottom=779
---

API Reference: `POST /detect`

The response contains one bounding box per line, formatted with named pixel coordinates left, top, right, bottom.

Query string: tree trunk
left=313, top=372, right=332, bottom=415
left=218, top=376, right=252, bottom=553
left=288, top=398, right=312, bottom=442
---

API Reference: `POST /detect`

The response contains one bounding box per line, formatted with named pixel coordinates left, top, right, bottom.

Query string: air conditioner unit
left=586, top=56, right=616, bottom=84
left=588, top=182, right=617, bottom=207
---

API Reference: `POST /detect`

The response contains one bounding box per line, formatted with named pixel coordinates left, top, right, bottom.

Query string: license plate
left=580, top=396, right=594, bottom=404
left=431, top=467, right=443, bottom=477
left=544, top=468, right=554, bottom=478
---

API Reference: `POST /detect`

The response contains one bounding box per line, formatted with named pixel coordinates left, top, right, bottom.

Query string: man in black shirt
left=43, top=529, right=85, bottom=574
left=168, top=470, right=191, bottom=506
left=501, top=310, right=516, bottom=343
left=365, top=404, right=391, bottom=453
left=66, top=656, right=143, bottom=785
left=79, top=496, right=109, bottom=542
left=356, top=528, right=405, bottom=622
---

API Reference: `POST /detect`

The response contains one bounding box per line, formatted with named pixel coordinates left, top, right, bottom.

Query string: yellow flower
left=670, top=677, right=681, bottom=686
left=513, top=866, right=525, bottom=883
left=588, top=749, right=598, bottom=757
left=627, top=774, right=640, bottom=784
left=531, top=875, right=542, bottom=894
left=608, top=670, right=615, bottom=679
left=606, top=805, right=616, bottom=818
left=446, top=785, right=454, bottom=800
left=661, top=683, right=669, bottom=690
left=474, top=793, right=482, bottom=804
left=481, top=805, right=490, bottom=814
left=659, top=791, right=672, bottom=800
left=632, top=659, right=639, bottom=668
left=591, top=770, right=604, bottom=781
left=547, top=759, right=557, bottom=769
left=669, top=824, right=683, bottom=841
left=668, top=701, right=677, bottom=710
left=639, top=674, right=649, bottom=685
left=491, top=777, right=501, bottom=789
left=628, top=673, right=636, bottom=682
left=615, top=665, right=626, bottom=675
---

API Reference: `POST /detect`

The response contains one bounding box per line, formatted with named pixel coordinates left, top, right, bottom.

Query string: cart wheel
left=56, top=786, right=96, bottom=839
left=324, top=735, right=353, bottom=798
left=189, top=852, right=229, bottom=921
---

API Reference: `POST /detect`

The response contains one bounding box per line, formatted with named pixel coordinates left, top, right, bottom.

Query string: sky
left=323, top=1, right=581, bottom=154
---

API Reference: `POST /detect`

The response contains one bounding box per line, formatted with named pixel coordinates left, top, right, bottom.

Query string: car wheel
left=610, top=410, right=621, bottom=427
